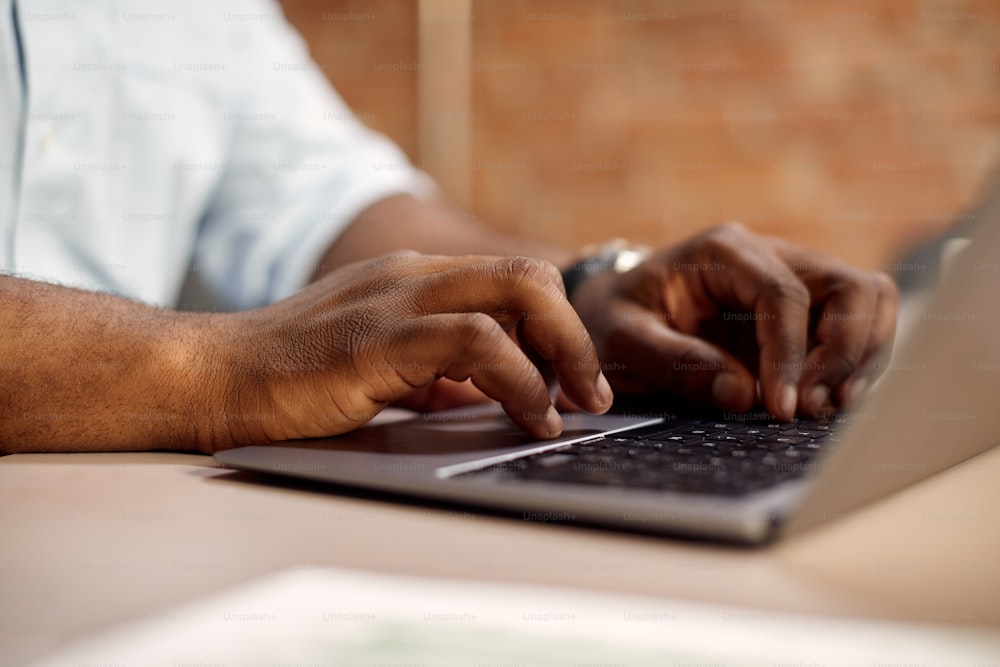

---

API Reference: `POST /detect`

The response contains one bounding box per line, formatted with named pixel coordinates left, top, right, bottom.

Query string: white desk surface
left=2, top=442, right=1000, bottom=665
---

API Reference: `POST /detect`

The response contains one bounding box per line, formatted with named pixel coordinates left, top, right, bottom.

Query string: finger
left=415, top=255, right=612, bottom=415
left=836, top=272, right=900, bottom=409
left=554, top=388, right=582, bottom=412
left=691, top=225, right=811, bottom=419
left=768, top=240, right=897, bottom=416
left=795, top=274, right=877, bottom=417
left=388, top=312, right=563, bottom=439
left=609, top=301, right=757, bottom=411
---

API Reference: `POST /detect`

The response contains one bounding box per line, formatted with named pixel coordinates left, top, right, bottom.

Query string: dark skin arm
left=0, top=279, right=227, bottom=453
left=0, top=253, right=610, bottom=454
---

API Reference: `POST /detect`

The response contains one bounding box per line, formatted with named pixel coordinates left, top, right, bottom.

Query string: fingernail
left=846, top=377, right=869, bottom=406
left=595, top=372, right=614, bottom=409
left=544, top=405, right=563, bottom=437
left=779, top=384, right=797, bottom=419
left=804, top=384, right=830, bottom=415
left=711, top=371, right=744, bottom=406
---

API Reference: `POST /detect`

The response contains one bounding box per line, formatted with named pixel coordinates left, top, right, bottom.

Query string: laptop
left=215, top=191, right=1000, bottom=545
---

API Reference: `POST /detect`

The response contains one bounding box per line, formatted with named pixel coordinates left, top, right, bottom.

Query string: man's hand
left=212, top=252, right=612, bottom=452
left=0, top=252, right=610, bottom=455
left=570, top=223, right=899, bottom=420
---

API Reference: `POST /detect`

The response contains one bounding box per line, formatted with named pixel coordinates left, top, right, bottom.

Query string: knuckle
left=386, top=249, right=421, bottom=261
left=873, top=271, right=900, bottom=302
left=762, top=274, right=810, bottom=308
left=697, top=221, right=748, bottom=257
left=819, top=274, right=866, bottom=307
left=711, top=221, right=749, bottom=241
left=363, top=251, right=424, bottom=293
left=457, top=312, right=502, bottom=350
left=538, top=259, right=564, bottom=288
left=828, top=265, right=869, bottom=291
left=493, top=256, right=567, bottom=305
left=495, top=255, right=546, bottom=285
left=373, top=249, right=420, bottom=270
left=718, top=220, right=748, bottom=234
left=828, top=354, right=860, bottom=382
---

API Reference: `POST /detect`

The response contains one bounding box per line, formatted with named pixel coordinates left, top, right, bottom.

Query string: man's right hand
left=208, top=252, right=613, bottom=452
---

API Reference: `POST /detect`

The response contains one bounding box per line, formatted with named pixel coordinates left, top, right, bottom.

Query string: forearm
left=0, top=277, right=225, bottom=454
left=311, top=193, right=575, bottom=281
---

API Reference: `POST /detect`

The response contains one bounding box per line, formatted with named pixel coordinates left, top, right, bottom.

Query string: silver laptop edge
left=780, top=194, right=1000, bottom=538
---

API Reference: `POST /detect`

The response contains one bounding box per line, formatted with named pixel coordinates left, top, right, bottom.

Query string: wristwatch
left=560, top=238, right=651, bottom=300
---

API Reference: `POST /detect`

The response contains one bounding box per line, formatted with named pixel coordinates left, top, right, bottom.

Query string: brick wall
left=282, top=0, right=1000, bottom=270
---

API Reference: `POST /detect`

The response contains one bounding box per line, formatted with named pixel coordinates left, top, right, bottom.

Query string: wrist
left=166, top=312, right=250, bottom=454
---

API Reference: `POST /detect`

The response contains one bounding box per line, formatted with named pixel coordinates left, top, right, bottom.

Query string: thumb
left=612, top=308, right=757, bottom=412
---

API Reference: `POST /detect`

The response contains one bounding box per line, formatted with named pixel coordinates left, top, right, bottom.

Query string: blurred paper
left=31, top=566, right=1000, bottom=666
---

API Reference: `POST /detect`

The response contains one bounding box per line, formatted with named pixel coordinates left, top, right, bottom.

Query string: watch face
left=612, top=248, right=648, bottom=274
left=562, top=242, right=650, bottom=297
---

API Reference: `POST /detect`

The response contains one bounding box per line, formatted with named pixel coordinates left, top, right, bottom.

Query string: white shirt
left=0, top=0, right=430, bottom=309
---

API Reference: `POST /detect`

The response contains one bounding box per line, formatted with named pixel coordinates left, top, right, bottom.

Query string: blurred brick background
left=282, top=0, right=1000, bottom=270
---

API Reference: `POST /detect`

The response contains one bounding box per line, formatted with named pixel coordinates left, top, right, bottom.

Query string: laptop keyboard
left=459, top=416, right=842, bottom=497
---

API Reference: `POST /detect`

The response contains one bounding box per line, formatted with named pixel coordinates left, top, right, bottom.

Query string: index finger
left=691, top=225, right=811, bottom=419
left=415, top=255, right=613, bottom=415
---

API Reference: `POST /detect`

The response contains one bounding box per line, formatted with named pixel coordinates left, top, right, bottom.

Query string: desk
left=2, top=445, right=1000, bottom=665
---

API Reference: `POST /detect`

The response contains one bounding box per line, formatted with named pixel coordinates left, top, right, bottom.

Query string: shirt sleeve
left=193, top=0, right=434, bottom=310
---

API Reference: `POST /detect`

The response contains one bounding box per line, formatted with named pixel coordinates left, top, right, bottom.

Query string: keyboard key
left=731, top=426, right=767, bottom=436
left=650, top=433, right=704, bottom=444
left=806, top=422, right=834, bottom=431
left=706, top=422, right=734, bottom=431
left=620, top=423, right=673, bottom=439
left=759, top=435, right=810, bottom=447
left=780, top=428, right=829, bottom=438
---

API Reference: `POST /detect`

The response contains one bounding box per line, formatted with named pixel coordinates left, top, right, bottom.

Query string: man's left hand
left=570, top=222, right=899, bottom=420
